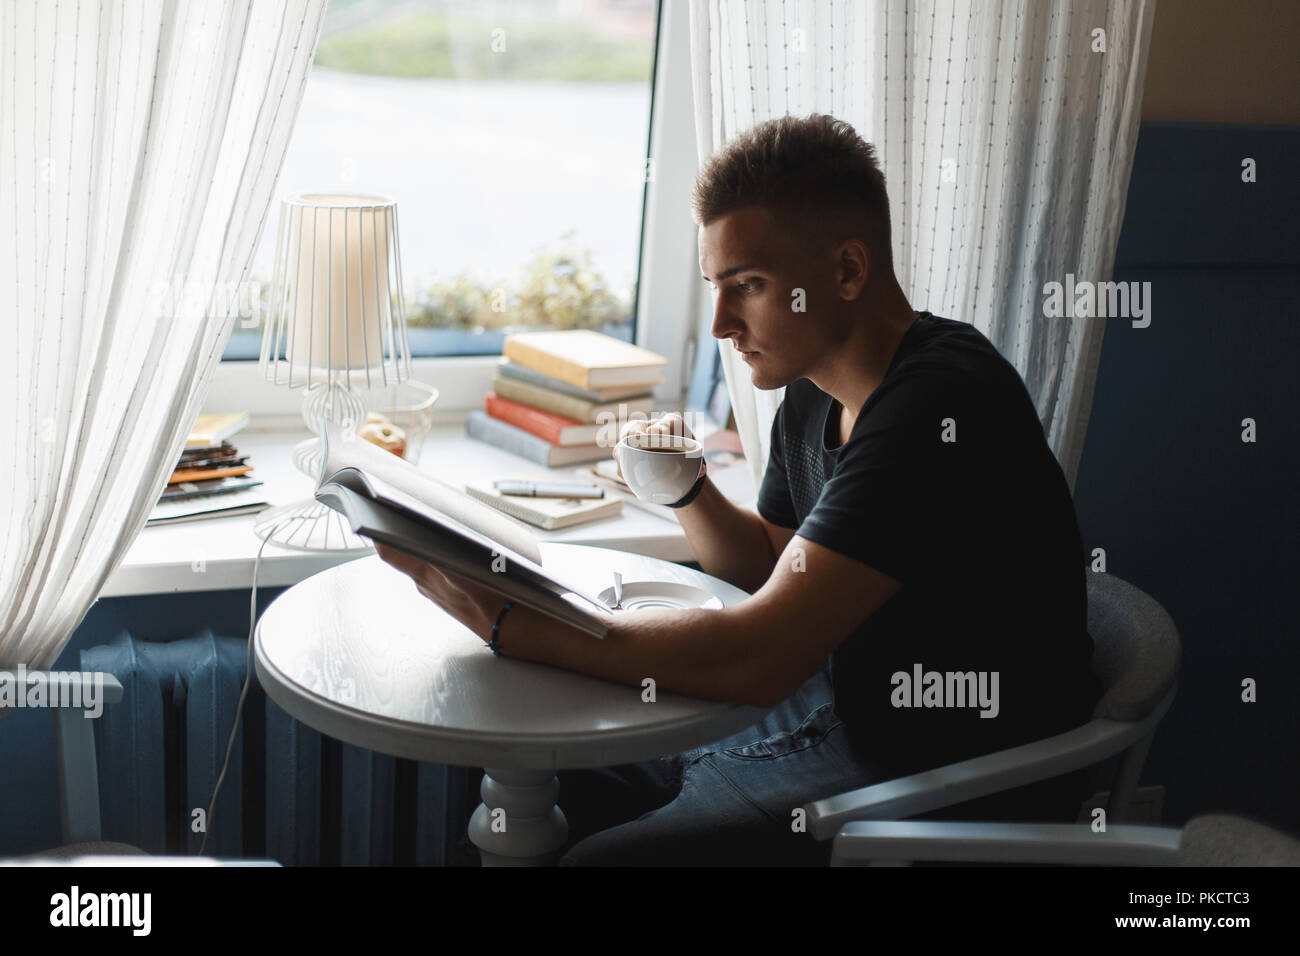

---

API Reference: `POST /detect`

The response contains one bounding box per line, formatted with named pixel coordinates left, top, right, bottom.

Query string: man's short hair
left=691, top=113, right=893, bottom=272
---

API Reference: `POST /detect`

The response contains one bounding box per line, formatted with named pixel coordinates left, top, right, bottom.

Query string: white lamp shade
left=262, top=193, right=410, bottom=387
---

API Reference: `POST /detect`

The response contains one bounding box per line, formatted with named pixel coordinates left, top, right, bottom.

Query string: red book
left=484, top=393, right=604, bottom=447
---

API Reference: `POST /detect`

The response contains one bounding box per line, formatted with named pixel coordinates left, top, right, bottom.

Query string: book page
left=318, top=480, right=611, bottom=636
left=319, top=422, right=543, bottom=565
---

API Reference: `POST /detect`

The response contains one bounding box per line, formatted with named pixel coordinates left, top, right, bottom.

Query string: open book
left=313, top=422, right=614, bottom=638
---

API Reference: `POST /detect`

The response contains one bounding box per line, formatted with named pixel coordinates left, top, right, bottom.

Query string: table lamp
left=255, top=193, right=412, bottom=551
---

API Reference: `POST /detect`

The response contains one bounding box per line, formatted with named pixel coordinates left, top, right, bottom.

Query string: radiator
left=81, top=631, right=476, bottom=865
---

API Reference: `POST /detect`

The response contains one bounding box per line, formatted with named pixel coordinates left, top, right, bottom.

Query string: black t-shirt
left=758, top=312, right=1102, bottom=778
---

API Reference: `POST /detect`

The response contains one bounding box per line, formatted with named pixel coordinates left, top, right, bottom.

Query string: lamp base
left=253, top=499, right=373, bottom=553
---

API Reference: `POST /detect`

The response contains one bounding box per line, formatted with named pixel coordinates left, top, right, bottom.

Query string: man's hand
left=619, top=411, right=694, bottom=443
left=373, top=543, right=510, bottom=644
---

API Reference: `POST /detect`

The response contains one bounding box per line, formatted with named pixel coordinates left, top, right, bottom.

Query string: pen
left=493, top=479, right=605, bottom=499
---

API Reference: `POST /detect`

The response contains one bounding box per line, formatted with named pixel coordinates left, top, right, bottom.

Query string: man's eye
left=736, top=280, right=755, bottom=293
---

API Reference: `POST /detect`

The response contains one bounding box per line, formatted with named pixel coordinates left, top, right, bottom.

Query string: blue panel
left=264, top=696, right=322, bottom=866
left=1075, top=122, right=1300, bottom=831
left=178, top=631, right=248, bottom=857
left=340, top=745, right=396, bottom=866
left=1113, top=123, right=1300, bottom=267
left=416, top=763, right=478, bottom=867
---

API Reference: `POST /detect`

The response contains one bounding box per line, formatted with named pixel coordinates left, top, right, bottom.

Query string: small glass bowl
left=354, top=379, right=439, bottom=464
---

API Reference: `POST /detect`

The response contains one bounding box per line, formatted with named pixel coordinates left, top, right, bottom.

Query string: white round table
left=253, top=543, right=768, bottom=865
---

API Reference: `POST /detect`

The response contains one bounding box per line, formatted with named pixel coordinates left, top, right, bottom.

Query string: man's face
left=699, top=205, right=848, bottom=390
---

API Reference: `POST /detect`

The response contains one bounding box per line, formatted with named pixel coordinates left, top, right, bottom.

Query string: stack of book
left=468, top=330, right=666, bottom=467
left=147, top=412, right=270, bottom=526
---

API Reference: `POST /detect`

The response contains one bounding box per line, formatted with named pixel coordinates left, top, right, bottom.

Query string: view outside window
left=227, top=0, right=658, bottom=359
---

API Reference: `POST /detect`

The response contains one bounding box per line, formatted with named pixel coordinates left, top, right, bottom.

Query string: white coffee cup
left=615, top=433, right=704, bottom=504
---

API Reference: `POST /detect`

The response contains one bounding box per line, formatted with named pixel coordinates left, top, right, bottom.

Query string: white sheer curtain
left=0, top=0, right=326, bottom=670
left=688, top=0, right=1155, bottom=494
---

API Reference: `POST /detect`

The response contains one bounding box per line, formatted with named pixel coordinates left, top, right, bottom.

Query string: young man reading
left=376, top=113, right=1102, bottom=866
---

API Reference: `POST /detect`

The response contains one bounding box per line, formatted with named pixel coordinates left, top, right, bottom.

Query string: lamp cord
left=198, top=515, right=293, bottom=858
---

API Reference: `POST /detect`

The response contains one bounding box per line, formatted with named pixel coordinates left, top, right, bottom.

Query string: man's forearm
left=496, top=601, right=778, bottom=708
left=671, top=478, right=778, bottom=593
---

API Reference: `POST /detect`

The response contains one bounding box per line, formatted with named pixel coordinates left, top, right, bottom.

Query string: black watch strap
left=665, top=470, right=708, bottom=509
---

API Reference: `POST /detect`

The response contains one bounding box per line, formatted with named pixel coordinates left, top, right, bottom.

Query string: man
left=377, top=113, right=1102, bottom=866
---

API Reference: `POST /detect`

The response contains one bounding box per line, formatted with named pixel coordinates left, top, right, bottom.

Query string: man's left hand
left=373, top=543, right=507, bottom=644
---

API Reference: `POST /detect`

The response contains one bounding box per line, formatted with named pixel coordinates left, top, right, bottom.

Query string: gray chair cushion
left=1180, top=814, right=1300, bottom=866
left=1087, top=574, right=1181, bottom=722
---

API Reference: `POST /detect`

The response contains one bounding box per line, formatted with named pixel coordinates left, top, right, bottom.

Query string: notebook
left=147, top=488, right=270, bottom=526
left=464, top=480, right=622, bottom=530
left=186, top=412, right=250, bottom=447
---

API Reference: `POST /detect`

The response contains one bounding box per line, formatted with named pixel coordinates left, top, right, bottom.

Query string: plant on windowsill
left=404, top=237, right=633, bottom=335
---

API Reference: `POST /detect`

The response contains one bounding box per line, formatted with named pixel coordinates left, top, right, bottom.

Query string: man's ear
left=835, top=238, right=870, bottom=301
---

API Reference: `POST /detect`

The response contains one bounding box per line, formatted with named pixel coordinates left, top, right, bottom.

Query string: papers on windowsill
left=146, top=488, right=271, bottom=526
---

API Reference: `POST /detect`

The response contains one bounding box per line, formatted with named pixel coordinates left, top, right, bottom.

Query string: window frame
left=204, top=0, right=702, bottom=423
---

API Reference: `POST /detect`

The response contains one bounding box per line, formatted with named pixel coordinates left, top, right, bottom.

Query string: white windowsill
left=104, top=416, right=754, bottom=600
left=204, top=353, right=509, bottom=422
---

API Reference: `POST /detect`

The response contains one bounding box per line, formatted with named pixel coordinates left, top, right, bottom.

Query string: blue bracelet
left=489, top=601, right=515, bottom=656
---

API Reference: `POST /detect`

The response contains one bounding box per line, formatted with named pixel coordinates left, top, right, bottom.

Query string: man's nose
left=710, top=290, right=741, bottom=340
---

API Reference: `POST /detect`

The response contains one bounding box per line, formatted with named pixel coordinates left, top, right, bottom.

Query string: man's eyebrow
left=700, top=264, right=759, bottom=283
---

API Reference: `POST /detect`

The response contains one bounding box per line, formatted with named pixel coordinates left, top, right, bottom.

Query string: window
left=215, top=0, right=702, bottom=416
left=224, top=0, right=658, bottom=364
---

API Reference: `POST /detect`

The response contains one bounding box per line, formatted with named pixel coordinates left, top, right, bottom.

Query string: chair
left=4, top=669, right=280, bottom=865
left=826, top=814, right=1300, bottom=866
left=802, top=573, right=1181, bottom=861
left=0, top=670, right=146, bottom=858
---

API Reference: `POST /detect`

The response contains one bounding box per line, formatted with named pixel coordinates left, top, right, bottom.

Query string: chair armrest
left=831, top=820, right=1183, bottom=866
left=10, top=671, right=124, bottom=709
left=804, top=717, right=1144, bottom=841
left=24, top=671, right=124, bottom=844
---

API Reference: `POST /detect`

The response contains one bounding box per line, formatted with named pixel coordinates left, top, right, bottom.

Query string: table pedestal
left=468, top=766, right=569, bottom=866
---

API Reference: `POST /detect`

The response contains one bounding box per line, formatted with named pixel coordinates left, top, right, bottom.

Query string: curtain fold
left=688, top=0, right=1155, bottom=495
left=0, top=0, right=327, bottom=669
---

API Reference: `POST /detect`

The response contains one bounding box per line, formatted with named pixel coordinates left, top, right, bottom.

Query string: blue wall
left=1072, top=123, right=1299, bottom=832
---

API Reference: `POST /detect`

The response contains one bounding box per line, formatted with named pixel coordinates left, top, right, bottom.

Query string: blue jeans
left=555, top=663, right=885, bottom=866
left=552, top=661, right=1094, bottom=866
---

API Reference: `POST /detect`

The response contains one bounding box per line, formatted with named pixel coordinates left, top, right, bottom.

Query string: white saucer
left=596, top=581, right=725, bottom=612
